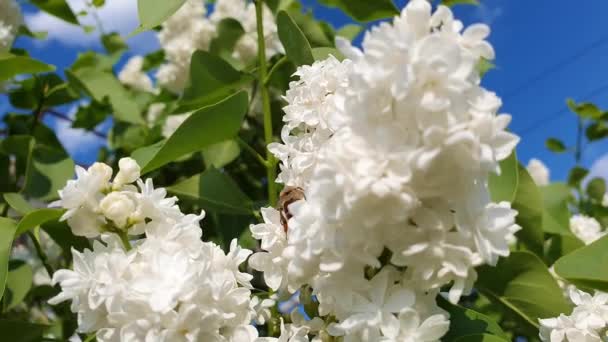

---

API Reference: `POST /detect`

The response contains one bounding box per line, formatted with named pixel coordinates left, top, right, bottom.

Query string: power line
left=519, top=83, right=608, bottom=136
left=503, top=34, right=608, bottom=100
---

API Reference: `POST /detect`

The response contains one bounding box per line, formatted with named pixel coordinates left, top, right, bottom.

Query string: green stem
left=255, top=0, right=278, bottom=206
left=117, top=231, right=132, bottom=251
left=237, top=137, right=269, bottom=168
left=27, top=231, right=54, bottom=278
left=575, top=116, right=583, bottom=165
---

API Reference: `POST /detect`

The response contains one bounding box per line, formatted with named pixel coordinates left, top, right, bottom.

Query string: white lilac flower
left=539, top=314, right=601, bottom=342
left=0, top=0, right=22, bottom=51
left=49, top=205, right=255, bottom=341
left=52, top=158, right=183, bottom=238
left=117, top=56, right=156, bottom=93
left=570, top=215, right=605, bottom=245
left=252, top=0, right=520, bottom=340
left=268, top=56, right=352, bottom=188
left=527, top=158, right=550, bottom=186
left=539, top=288, right=608, bottom=342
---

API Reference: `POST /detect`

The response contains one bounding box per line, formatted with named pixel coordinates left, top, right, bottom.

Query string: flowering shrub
left=1, top=0, right=608, bottom=341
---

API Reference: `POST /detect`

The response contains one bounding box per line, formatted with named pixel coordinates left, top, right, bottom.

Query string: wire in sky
left=519, top=83, right=608, bottom=136
left=504, top=34, right=608, bottom=100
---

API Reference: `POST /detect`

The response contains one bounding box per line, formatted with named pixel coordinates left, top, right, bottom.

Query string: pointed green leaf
left=15, top=209, right=65, bottom=236
left=477, top=251, right=572, bottom=331
left=0, top=218, right=18, bottom=300
left=133, top=92, right=249, bottom=174
left=135, top=0, right=186, bottom=34
left=23, top=146, right=75, bottom=201
left=202, top=140, right=241, bottom=169
left=66, top=67, right=143, bottom=124
left=0, top=54, right=55, bottom=82
left=511, top=164, right=544, bottom=256
left=439, top=297, right=508, bottom=341
left=4, top=261, right=33, bottom=310
left=176, top=51, right=253, bottom=113
left=555, top=235, right=608, bottom=291
left=567, top=98, right=602, bottom=120
left=546, top=138, right=567, bottom=153
left=586, top=178, right=606, bottom=202
left=317, top=0, right=398, bottom=22
left=278, top=11, right=315, bottom=67
left=489, top=153, right=519, bottom=202
left=168, top=168, right=252, bottom=215
left=2, top=193, right=35, bottom=215
left=30, top=0, right=79, bottom=25
left=568, top=167, right=588, bottom=187
left=540, top=183, right=572, bottom=236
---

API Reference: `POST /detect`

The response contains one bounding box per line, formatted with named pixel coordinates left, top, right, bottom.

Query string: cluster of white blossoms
left=0, top=0, right=22, bottom=51
left=527, top=158, right=550, bottom=186
left=156, top=0, right=282, bottom=93
left=117, top=56, right=156, bottom=94
left=256, top=0, right=520, bottom=340
left=49, top=159, right=264, bottom=341
left=540, top=288, right=608, bottom=342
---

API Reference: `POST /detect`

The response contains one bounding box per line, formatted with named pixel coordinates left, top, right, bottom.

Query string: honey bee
left=277, top=186, right=305, bottom=233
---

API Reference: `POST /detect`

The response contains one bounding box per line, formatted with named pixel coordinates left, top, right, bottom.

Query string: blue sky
left=2, top=0, right=608, bottom=182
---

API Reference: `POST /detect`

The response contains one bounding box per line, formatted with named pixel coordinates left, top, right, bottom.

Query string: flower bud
left=88, top=162, right=113, bottom=186
left=113, top=157, right=141, bottom=187
left=99, top=192, right=136, bottom=228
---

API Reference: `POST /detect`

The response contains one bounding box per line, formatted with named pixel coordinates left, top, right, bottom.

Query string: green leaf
left=567, top=98, right=602, bottom=120
left=439, top=297, right=508, bottom=342
left=442, top=0, right=480, bottom=7
left=586, top=122, right=608, bottom=142
left=0, top=217, right=18, bottom=301
left=489, top=153, right=519, bottom=202
left=30, top=0, right=79, bottom=25
left=568, top=166, right=589, bottom=187
left=101, top=32, right=128, bottom=54
left=133, top=92, right=249, bottom=174
left=41, top=221, right=90, bottom=254
left=312, top=47, right=345, bottom=61
left=477, top=251, right=572, bottom=331
left=289, top=10, right=334, bottom=48
left=23, top=146, right=75, bottom=201
left=66, top=67, right=143, bottom=124
left=477, top=58, right=496, bottom=77
left=545, top=234, right=585, bottom=266
left=453, top=334, right=508, bottom=342
left=176, top=51, right=253, bottom=113
left=0, top=319, right=46, bottom=342
left=555, top=235, right=608, bottom=291
left=540, top=183, right=572, bottom=236
left=277, top=11, right=315, bottom=67
left=202, top=140, right=241, bottom=169
left=73, top=101, right=109, bottom=130
left=168, top=168, right=253, bottom=215
left=2, top=193, right=35, bottom=215
left=209, top=19, right=246, bottom=60
left=0, top=54, right=55, bottom=82
left=511, top=164, right=544, bottom=256
left=586, top=178, right=606, bottom=202
left=545, top=138, right=567, bottom=153
left=92, top=0, right=105, bottom=7
left=4, top=261, right=33, bottom=311
left=135, top=0, right=186, bottom=34
left=335, top=24, right=363, bottom=41
left=15, top=209, right=64, bottom=236
left=317, top=0, right=399, bottom=22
